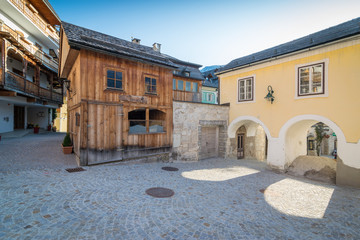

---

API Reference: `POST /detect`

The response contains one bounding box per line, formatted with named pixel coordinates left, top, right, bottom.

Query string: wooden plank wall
left=173, top=76, right=202, bottom=102
left=72, top=50, right=173, bottom=158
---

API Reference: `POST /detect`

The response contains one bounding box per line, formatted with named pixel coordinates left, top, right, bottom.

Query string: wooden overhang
left=28, top=0, right=61, bottom=26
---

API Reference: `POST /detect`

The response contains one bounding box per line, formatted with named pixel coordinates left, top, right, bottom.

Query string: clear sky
left=50, top=0, right=360, bottom=68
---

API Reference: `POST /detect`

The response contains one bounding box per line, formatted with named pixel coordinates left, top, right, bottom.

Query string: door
left=14, top=106, right=25, bottom=129
left=200, top=127, right=218, bottom=159
left=237, top=133, right=244, bottom=159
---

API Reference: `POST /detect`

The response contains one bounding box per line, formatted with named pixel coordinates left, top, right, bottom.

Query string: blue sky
left=50, top=0, right=360, bottom=67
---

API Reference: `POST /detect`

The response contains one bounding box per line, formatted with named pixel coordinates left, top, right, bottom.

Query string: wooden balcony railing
left=173, top=90, right=202, bottom=103
left=4, top=71, right=63, bottom=104
left=8, top=0, right=59, bottom=43
left=0, top=22, right=58, bottom=72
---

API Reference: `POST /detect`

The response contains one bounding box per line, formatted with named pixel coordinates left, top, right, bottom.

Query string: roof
left=162, top=54, right=204, bottom=81
left=62, top=22, right=178, bottom=68
left=219, top=17, right=360, bottom=73
left=202, top=79, right=218, bottom=88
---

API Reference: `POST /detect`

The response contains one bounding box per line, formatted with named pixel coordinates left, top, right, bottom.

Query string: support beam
left=0, top=90, right=17, bottom=96
left=27, top=97, right=36, bottom=102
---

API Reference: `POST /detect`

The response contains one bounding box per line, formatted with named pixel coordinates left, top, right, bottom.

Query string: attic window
left=173, top=70, right=180, bottom=75
left=184, top=71, right=190, bottom=77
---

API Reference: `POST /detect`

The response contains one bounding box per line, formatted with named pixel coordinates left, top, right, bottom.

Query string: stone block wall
left=172, top=101, right=229, bottom=161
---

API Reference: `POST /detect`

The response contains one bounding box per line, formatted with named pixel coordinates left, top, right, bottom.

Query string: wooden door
left=237, top=133, right=245, bottom=159
left=200, top=127, right=218, bottom=159
left=14, top=106, right=25, bottom=129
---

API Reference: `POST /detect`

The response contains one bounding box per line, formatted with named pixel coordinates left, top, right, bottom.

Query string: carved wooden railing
left=0, top=22, right=58, bottom=72
left=8, top=0, right=59, bottom=43
left=4, top=71, right=62, bottom=103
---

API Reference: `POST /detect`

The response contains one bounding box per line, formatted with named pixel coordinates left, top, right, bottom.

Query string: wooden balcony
left=3, top=71, right=63, bottom=104
left=0, top=22, right=58, bottom=72
left=8, top=0, right=59, bottom=43
left=173, top=90, right=201, bottom=103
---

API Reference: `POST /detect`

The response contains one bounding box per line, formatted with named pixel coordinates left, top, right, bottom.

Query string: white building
left=0, top=0, right=62, bottom=133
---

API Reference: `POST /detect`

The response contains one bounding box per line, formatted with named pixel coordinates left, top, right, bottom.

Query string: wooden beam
left=27, top=97, right=36, bottom=102
left=0, top=90, right=17, bottom=96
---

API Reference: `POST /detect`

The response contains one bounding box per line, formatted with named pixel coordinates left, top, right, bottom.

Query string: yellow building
left=217, top=17, right=360, bottom=188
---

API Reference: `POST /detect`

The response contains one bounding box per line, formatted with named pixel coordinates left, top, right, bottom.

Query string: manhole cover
left=161, top=166, right=179, bottom=171
left=65, top=167, right=86, bottom=173
left=146, top=187, right=175, bottom=198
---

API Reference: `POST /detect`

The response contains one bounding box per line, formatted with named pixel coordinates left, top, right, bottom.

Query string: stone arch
left=228, top=116, right=271, bottom=162
left=279, top=114, right=346, bottom=167
left=228, top=116, right=272, bottom=139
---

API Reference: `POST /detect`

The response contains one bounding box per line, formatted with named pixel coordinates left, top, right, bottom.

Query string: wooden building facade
left=60, top=22, right=176, bottom=165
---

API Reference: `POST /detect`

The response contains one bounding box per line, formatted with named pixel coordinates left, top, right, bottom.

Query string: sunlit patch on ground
left=181, top=166, right=259, bottom=181
left=264, top=178, right=334, bottom=219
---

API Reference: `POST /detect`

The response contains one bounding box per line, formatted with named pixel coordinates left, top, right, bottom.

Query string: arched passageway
left=228, top=116, right=271, bottom=162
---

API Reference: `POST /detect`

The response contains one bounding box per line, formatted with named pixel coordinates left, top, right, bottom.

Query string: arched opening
left=7, top=48, right=24, bottom=76
left=282, top=117, right=343, bottom=184
left=228, top=117, right=270, bottom=162
left=25, top=62, right=36, bottom=82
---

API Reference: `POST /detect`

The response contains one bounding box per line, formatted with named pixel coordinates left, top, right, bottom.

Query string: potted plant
left=47, top=124, right=52, bottom=131
left=34, top=124, right=40, bottom=134
left=62, top=133, right=73, bottom=154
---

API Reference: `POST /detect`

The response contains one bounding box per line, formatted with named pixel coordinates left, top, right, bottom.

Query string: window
left=238, top=77, right=253, bottom=102
left=207, top=93, right=213, bottom=102
left=145, top=76, right=157, bottom=94
left=184, top=71, right=190, bottom=77
left=173, top=70, right=180, bottom=75
left=298, top=63, right=324, bottom=96
left=185, top=81, right=191, bottom=91
left=177, top=80, right=184, bottom=91
left=173, top=79, right=176, bottom=90
left=128, top=108, right=165, bottom=134
left=107, top=70, right=123, bottom=89
left=192, top=82, right=198, bottom=92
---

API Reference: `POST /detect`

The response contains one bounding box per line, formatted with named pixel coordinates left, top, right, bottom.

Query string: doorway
left=237, top=133, right=244, bottom=159
left=14, top=106, right=25, bottom=129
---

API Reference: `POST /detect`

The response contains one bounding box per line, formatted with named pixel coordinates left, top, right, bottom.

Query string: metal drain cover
left=65, top=167, right=86, bottom=173
left=161, top=166, right=179, bottom=171
left=146, top=187, right=175, bottom=198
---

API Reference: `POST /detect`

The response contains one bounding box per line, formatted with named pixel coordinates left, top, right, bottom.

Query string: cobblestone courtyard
left=0, top=133, right=359, bottom=239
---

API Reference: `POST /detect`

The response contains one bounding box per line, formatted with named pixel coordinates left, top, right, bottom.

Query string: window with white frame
left=298, top=63, right=324, bottom=96
left=238, top=77, right=253, bottom=102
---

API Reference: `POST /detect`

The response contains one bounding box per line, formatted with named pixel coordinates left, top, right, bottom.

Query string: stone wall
left=172, top=101, right=229, bottom=161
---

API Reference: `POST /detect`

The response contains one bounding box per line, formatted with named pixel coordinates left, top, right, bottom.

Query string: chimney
left=152, top=43, right=161, bottom=52
left=131, top=37, right=141, bottom=44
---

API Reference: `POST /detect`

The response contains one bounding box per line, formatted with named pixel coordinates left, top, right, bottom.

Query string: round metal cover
left=161, top=166, right=179, bottom=171
left=146, top=187, right=175, bottom=198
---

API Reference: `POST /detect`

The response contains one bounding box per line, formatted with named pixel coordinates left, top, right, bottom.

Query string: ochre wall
left=220, top=38, right=360, bottom=143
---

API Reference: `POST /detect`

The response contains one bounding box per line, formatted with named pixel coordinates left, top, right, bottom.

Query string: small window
left=173, top=70, right=180, bottom=75
left=184, top=71, right=190, bottom=77
left=208, top=93, right=213, bottom=102
left=177, top=80, right=184, bottom=91
left=185, top=81, right=191, bottom=91
left=173, top=79, right=176, bottom=90
left=107, top=70, right=123, bottom=90
left=145, top=76, right=157, bottom=94
left=298, top=63, right=324, bottom=96
left=238, top=77, right=253, bottom=102
left=192, top=82, right=198, bottom=92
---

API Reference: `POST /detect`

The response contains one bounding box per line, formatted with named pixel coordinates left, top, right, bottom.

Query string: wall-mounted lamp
left=61, top=78, right=72, bottom=93
left=264, top=85, right=275, bottom=104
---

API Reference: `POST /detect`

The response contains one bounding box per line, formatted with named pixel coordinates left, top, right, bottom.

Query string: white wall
left=27, top=107, right=49, bottom=129
left=39, top=72, right=49, bottom=88
left=0, top=102, right=14, bottom=133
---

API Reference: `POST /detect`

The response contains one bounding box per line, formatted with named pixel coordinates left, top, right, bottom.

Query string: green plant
left=62, top=133, right=73, bottom=147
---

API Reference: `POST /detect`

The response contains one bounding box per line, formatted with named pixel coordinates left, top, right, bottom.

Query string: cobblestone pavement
left=0, top=134, right=360, bottom=239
